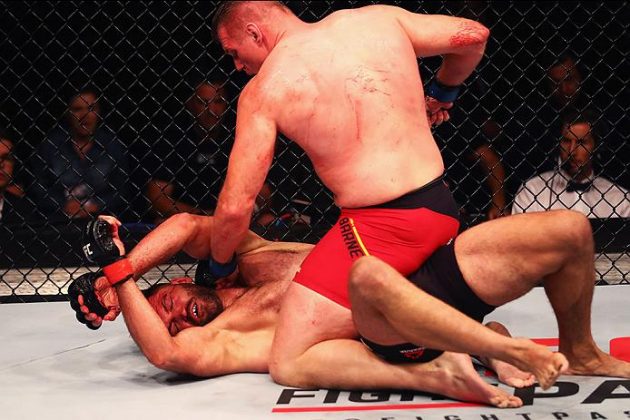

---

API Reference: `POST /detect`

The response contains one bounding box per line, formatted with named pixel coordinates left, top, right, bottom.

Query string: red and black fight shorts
left=293, top=176, right=460, bottom=308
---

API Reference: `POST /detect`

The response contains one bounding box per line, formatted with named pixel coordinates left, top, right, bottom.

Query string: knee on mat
left=269, top=357, right=308, bottom=387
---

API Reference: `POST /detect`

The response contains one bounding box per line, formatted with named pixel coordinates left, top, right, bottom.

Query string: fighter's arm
left=211, top=82, right=277, bottom=265
left=99, top=213, right=268, bottom=280
left=129, top=214, right=266, bottom=277
left=76, top=214, right=269, bottom=327
left=390, top=7, right=490, bottom=86
left=116, top=279, right=269, bottom=376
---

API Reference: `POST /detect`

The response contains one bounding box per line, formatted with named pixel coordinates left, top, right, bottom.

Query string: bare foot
left=564, top=347, right=630, bottom=378
left=480, top=322, right=535, bottom=388
left=483, top=320, right=567, bottom=389
left=483, top=358, right=536, bottom=388
left=426, top=352, right=523, bottom=408
left=507, top=338, right=569, bottom=390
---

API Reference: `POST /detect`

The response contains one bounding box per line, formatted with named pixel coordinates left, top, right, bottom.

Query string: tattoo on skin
left=449, top=21, right=486, bottom=47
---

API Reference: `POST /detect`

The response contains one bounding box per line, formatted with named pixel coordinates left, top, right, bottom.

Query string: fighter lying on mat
left=72, top=210, right=628, bottom=408
left=72, top=213, right=536, bottom=407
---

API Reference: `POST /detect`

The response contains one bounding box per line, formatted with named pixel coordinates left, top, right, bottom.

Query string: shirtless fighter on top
left=200, top=1, right=544, bottom=392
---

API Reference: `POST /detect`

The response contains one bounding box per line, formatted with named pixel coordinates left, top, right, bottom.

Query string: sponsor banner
left=272, top=376, right=630, bottom=419
left=271, top=286, right=630, bottom=419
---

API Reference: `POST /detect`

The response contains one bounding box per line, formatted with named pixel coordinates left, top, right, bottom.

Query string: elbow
left=146, top=350, right=182, bottom=372
left=137, top=338, right=182, bottom=371
left=468, top=20, right=490, bottom=45
left=454, top=19, right=489, bottom=50
left=147, top=355, right=169, bottom=371
left=476, top=25, right=489, bottom=53
left=164, top=212, right=200, bottom=240
left=478, top=23, right=490, bottom=43
left=145, top=351, right=172, bottom=371
left=147, top=351, right=208, bottom=377
left=169, top=211, right=198, bottom=229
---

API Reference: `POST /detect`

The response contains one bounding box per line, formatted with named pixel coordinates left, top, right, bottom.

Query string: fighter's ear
left=245, top=23, right=263, bottom=44
left=170, top=277, right=193, bottom=285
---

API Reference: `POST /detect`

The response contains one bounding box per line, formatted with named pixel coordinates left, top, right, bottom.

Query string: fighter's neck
left=271, top=18, right=310, bottom=49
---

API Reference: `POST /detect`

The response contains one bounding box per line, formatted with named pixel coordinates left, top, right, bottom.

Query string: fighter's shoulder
left=315, top=5, right=405, bottom=32
left=329, top=5, right=419, bottom=38
left=351, top=4, right=411, bottom=21
left=239, top=71, right=290, bottom=110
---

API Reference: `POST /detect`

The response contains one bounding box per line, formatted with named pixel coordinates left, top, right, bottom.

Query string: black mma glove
left=82, top=219, right=121, bottom=266
left=68, top=271, right=109, bottom=330
left=82, top=219, right=133, bottom=286
left=194, top=254, right=237, bottom=289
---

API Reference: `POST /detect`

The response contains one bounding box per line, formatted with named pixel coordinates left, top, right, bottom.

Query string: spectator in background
left=438, top=116, right=508, bottom=224
left=544, top=54, right=629, bottom=190
left=499, top=52, right=629, bottom=201
left=546, top=54, right=585, bottom=110
left=0, top=134, right=36, bottom=223
left=431, top=64, right=509, bottom=224
left=145, top=79, right=274, bottom=225
left=512, top=110, right=630, bottom=218
left=31, top=89, right=129, bottom=220
left=0, top=137, right=17, bottom=220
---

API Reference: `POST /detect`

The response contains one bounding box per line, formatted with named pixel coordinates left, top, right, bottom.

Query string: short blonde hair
left=211, top=1, right=291, bottom=40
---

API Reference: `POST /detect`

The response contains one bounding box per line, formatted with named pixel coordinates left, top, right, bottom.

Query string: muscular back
left=258, top=7, right=444, bottom=207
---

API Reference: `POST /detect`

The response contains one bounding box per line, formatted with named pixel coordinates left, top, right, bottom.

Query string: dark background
left=1, top=1, right=628, bottom=297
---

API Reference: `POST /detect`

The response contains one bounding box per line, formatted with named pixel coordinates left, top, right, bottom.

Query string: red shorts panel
left=294, top=206, right=460, bottom=308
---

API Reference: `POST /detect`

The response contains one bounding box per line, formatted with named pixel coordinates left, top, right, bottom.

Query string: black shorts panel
left=361, top=241, right=496, bottom=364
left=365, top=176, right=460, bottom=221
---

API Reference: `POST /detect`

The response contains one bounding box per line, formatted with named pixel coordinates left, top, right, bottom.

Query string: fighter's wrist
left=102, top=258, right=134, bottom=286
left=426, top=79, right=461, bottom=103
left=209, top=254, right=237, bottom=278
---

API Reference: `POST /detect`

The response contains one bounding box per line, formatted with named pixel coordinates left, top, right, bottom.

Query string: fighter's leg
left=269, top=282, right=355, bottom=388
left=457, top=210, right=630, bottom=378
left=352, top=285, right=535, bottom=389
left=269, top=282, right=522, bottom=408
left=349, top=255, right=567, bottom=389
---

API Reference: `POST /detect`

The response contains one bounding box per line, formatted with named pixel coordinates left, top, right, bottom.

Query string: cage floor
left=1, top=286, right=629, bottom=420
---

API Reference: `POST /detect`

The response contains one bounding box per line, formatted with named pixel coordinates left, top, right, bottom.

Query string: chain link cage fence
left=1, top=1, right=628, bottom=302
